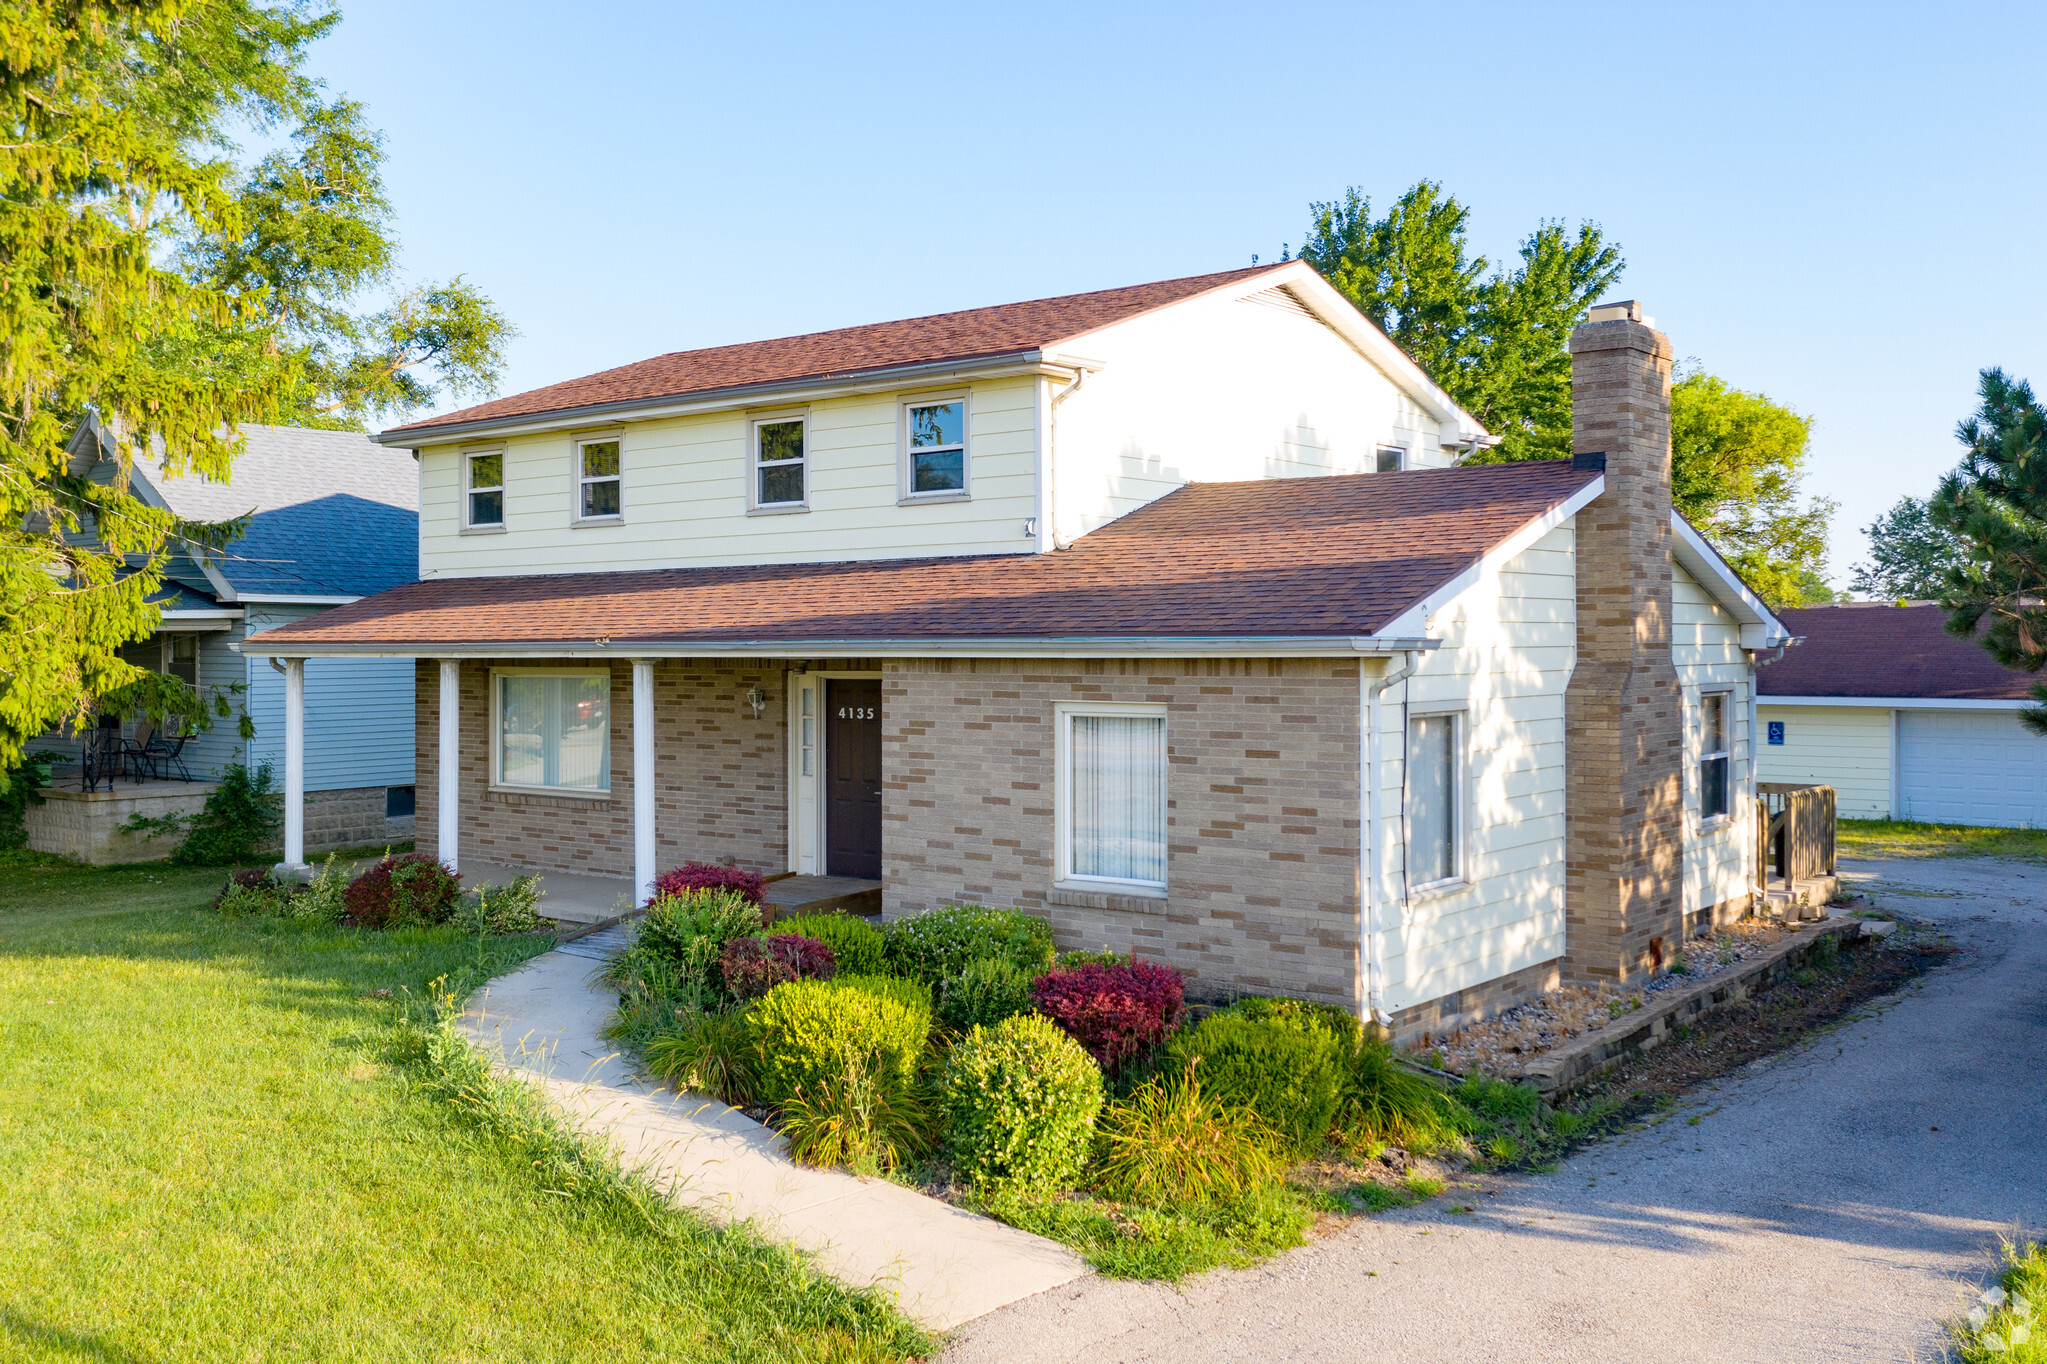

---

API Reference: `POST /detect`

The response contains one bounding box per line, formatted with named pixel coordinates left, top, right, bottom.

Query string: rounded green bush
left=1164, top=1011, right=1345, bottom=1156
left=883, top=904, right=1055, bottom=985
left=936, top=955, right=1035, bottom=1033
left=747, top=976, right=932, bottom=1111
left=774, top=912, right=886, bottom=976
left=941, top=1012, right=1103, bottom=1196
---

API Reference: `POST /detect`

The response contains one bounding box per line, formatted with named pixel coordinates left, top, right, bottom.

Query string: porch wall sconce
left=745, top=686, right=769, bottom=720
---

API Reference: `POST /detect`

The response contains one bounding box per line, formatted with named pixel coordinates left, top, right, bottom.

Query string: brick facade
left=882, top=657, right=1363, bottom=1007
left=1386, top=956, right=1562, bottom=1049
left=1563, top=313, right=1686, bottom=984
left=413, top=657, right=789, bottom=880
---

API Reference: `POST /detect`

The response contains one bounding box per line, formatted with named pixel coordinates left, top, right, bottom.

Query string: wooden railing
left=1758, top=782, right=1837, bottom=884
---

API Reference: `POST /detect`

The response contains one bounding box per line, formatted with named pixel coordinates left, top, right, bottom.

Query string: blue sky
left=308, top=0, right=2046, bottom=585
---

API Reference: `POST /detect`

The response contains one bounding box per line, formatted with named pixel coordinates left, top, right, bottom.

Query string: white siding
left=418, top=377, right=1041, bottom=578
left=243, top=606, right=415, bottom=793
left=1673, top=566, right=1755, bottom=916
left=1376, top=521, right=1574, bottom=1014
left=1755, top=704, right=1892, bottom=819
left=1049, top=286, right=1446, bottom=545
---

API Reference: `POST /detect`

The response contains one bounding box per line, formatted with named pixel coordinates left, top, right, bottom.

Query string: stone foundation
left=1386, top=955, right=1564, bottom=1050
left=1687, top=890, right=1755, bottom=937
left=303, top=785, right=415, bottom=855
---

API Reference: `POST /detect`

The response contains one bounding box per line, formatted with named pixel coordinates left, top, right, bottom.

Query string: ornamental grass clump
left=1091, top=1063, right=1281, bottom=1206
left=941, top=1012, right=1103, bottom=1197
left=343, top=853, right=462, bottom=928
left=883, top=903, right=1055, bottom=985
left=778, top=1042, right=931, bottom=1177
left=644, top=1007, right=760, bottom=1106
left=1031, top=958, right=1185, bottom=1068
left=1341, top=1031, right=1466, bottom=1152
left=746, top=976, right=932, bottom=1113
left=773, top=912, right=885, bottom=975
left=720, top=932, right=835, bottom=1000
left=649, top=861, right=765, bottom=906
left=936, top=954, right=1035, bottom=1033
left=1163, top=1009, right=1344, bottom=1156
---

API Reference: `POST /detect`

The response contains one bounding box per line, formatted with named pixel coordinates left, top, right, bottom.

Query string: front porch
left=459, top=857, right=882, bottom=926
left=25, top=777, right=218, bottom=866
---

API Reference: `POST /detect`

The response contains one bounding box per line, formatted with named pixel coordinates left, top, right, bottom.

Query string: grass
left=1837, top=818, right=2047, bottom=861
left=0, top=855, right=927, bottom=1363
left=978, top=1183, right=1318, bottom=1280
left=1948, top=1238, right=2046, bottom=1361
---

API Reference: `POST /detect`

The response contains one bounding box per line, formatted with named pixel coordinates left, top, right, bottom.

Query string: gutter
left=1360, top=649, right=1421, bottom=1026
left=375, top=351, right=1107, bottom=448
left=235, top=634, right=1442, bottom=661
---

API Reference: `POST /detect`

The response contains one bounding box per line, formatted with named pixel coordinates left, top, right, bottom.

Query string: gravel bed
left=1424, top=920, right=1792, bottom=1076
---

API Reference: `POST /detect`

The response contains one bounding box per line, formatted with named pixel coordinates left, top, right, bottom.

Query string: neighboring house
left=1758, top=604, right=2047, bottom=827
left=33, top=421, right=420, bottom=855
left=242, top=264, right=1791, bottom=1041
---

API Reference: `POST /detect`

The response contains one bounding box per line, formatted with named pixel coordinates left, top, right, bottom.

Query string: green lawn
left=0, top=852, right=924, bottom=1363
left=1838, top=818, right=2047, bottom=861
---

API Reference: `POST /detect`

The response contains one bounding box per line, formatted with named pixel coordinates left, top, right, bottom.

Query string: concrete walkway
left=461, top=950, right=1087, bottom=1330
left=942, top=854, right=2047, bottom=1363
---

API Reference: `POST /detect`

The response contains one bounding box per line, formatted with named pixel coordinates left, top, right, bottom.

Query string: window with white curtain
left=494, top=671, right=611, bottom=793
left=1699, top=691, right=1731, bottom=820
left=1057, top=704, right=1168, bottom=892
left=1407, top=711, right=1461, bottom=888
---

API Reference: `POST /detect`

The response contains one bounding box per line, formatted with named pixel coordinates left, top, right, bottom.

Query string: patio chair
left=141, top=717, right=196, bottom=782
left=123, top=718, right=157, bottom=781
left=82, top=716, right=123, bottom=792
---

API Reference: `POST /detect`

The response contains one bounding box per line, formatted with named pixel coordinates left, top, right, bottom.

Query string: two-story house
left=242, top=262, right=1790, bottom=1041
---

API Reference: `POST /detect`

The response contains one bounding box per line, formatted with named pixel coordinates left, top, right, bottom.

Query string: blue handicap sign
left=1767, top=720, right=1785, bottom=746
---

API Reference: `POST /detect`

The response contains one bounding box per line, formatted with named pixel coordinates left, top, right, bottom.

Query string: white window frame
left=462, top=445, right=506, bottom=532
left=571, top=432, right=624, bottom=526
left=1053, top=700, right=1169, bottom=897
left=1403, top=705, right=1467, bottom=896
left=488, top=666, right=613, bottom=796
left=899, top=391, right=971, bottom=503
left=1697, top=688, right=1734, bottom=826
left=1376, top=444, right=1407, bottom=474
left=748, top=409, right=810, bottom=514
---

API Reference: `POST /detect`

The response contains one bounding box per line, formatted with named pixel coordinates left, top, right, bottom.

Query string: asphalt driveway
left=942, top=855, right=2047, bottom=1363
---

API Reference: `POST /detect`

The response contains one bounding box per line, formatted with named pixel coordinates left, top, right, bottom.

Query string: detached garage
left=1757, top=604, right=2047, bottom=827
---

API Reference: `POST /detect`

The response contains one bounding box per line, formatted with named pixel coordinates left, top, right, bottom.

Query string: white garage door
left=1898, top=708, right=2047, bottom=827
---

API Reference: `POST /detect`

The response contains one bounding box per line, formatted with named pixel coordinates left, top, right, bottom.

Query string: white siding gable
left=1673, top=564, right=1755, bottom=918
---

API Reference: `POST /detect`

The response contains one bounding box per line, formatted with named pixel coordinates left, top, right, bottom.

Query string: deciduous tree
left=1849, top=495, right=1969, bottom=602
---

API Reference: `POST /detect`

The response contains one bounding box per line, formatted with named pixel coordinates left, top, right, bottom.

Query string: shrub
left=834, top=973, right=933, bottom=1016
left=936, top=955, right=1035, bottom=1033
left=884, top=904, right=1055, bottom=985
left=1032, top=959, right=1185, bottom=1068
left=0, top=750, right=61, bottom=850
left=650, top=861, right=765, bottom=906
left=343, top=853, right=462, bottom=928
left=1163, top=1012, right=1344, bottom=1156
left=1055, top=947, right=1129, bottom=970
left=774, top=913, right=885, bottom=976
left=1340, top=1032, right=1465, bottom=1151
left=1092, top=1065, right=1281, bottom=1205
left=721, top=932, right=835, bottom=1000
left=611, top=888, right=764, bottom=1010
left=942, top=1013, right=1103, bottom=1196
left=778, top=1043, right=931, bottom=1177
left=171, top=761, right=282, bottom=866
left=454, top=873, right=544, bottom=936
left=213, top=867, right=274, bottom=910
left=644, top=1007, right=759, bottom=1106
left=746, top=977, right=932, bottom=1112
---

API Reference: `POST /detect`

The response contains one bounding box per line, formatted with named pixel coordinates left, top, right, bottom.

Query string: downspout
left=1361, top=650, right=1419, bottom=1026
left=1043, top=366, right=1086, bottom=552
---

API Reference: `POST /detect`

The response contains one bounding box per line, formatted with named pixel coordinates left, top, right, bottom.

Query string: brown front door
left=825, top=679, right=883, bottom=879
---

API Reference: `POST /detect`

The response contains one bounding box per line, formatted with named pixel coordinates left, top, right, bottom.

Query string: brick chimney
left=1563, top=300, right=1684, bottom=984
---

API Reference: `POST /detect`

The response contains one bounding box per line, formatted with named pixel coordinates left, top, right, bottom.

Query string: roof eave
left=374, top=351, right=1099, bottom=448
left=237, top=633, right=1442, bottom=661
left=1669, top=514, right=1792, bottom=647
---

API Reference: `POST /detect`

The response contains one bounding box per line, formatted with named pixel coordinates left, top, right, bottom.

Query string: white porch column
left=277, top=657, right=307, bottom=876
left=633, top=658, right=656, bottom=905
left=438, top=659, right=461, bottom=871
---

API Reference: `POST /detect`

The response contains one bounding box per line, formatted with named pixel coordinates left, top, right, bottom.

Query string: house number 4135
left=837, top=706, right=876, bottom=720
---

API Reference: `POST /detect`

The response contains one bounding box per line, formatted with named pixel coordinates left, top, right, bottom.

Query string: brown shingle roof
left=1761, top=604, right=2034, bottom=701
left=386, top=265, right=1286, bottom=437
left=247, top=461, right=1598, bottom=652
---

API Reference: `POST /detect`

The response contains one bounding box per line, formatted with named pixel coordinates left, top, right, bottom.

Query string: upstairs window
left=1376, top=445, right=1406, bottom=473
left=577, top=438, right=622, bottom=520
left=1700, top=691, right=1731, bottom=820
left=466, top=450, right=504, bottom=528
left=753, top=415, right=807, bottom=509
left=904, top=397, right=967, bottom=497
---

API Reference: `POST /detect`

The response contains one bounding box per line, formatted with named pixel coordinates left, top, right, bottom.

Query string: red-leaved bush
left=343, top=853, right=462, bottom=928
left=720, top=932, right=836, bottom=1000
left=1031, top=959, right=1185, bottom=1067
left=651, top=862, right=766, bottom=906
